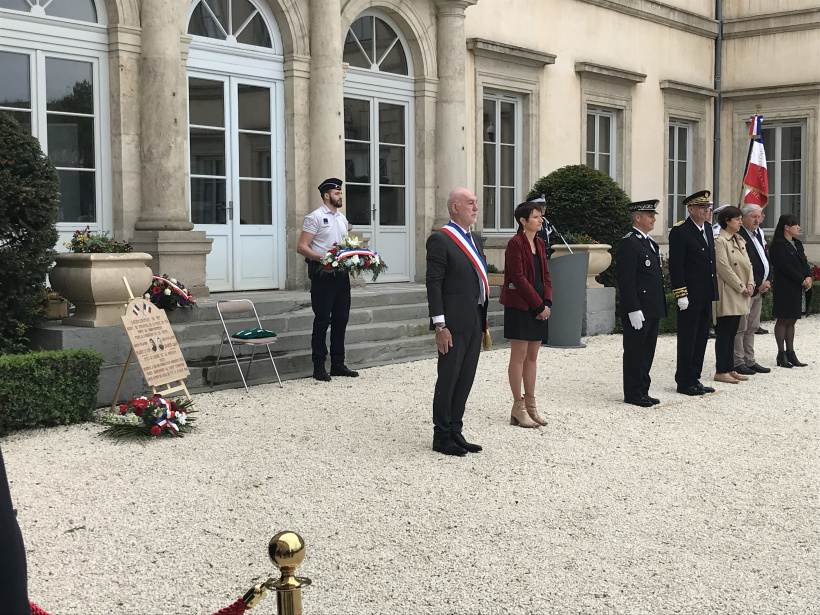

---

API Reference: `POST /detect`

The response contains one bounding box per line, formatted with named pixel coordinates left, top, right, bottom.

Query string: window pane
left=598, top=115, right=611, bottom=154
left=239, top=180, right=272, bottom=225
left=378, top=145, right=404, bottom=185
left=189, top=128, right=225, bottom=176
left=379, top=103, right=404, bottom=145
left=0, top=0, right=30, bottom=11
left=379, top=186, right=405, bottom=226
left=344, top=142, right=370, bottom=182
left=189, top=78, right=224, bottom=127
left=47, top=115, right=95, bottom=168
left=346, top=184, right=371, bottom=226
left=0, top=51, right=30, bottom=109
left=781, top=160, right=801, bottom=195
left=781, top=194, right=800, bottom=219
left=586, top=152, right=595, bottom=168
left=599, top=153, right=611, bottom=176
left=347, top=17, right=373, bottom=65
left=483, top=144, right=495, bottom=185
left=761, top=127, right=775, bottom=157
left=586, top=114, right=595, bottom=153
left=499, top=102, right=515, bottom=145
left=238, top=85, right=270, bottom=131
left=782, top=126, right=802, bottom=160
left=343, top=98, right=370, bottom=141
left=668, top=160, right=675, bottom=194
left=677, top=162, right=687, bottom=194
left=239, top=132, right=271, bottom=178
left=500, top=188, right=515, bottom=229
left=343, top=30, right=370, bottom=69
left=379, top=44, right=408, bottom=76
left=668, top=125, right=674, bottom=159
left=375, top=18, right=406, bottom=75
left=56, top=170, right=96, bottom=223
left=236, top=14, right=272, bottom=48
left=46, top=0, right=97, bottom=23
left=500, top=144, right=515, bottom=187
left=2, top=110, right=31, bottom=134
left=46, top=58, right=93, bottom=114
left=483, top=187, right=495, bottom=229
left=667, top=195, right=675, bottom=224
left=678, top=126, right=688, bottom=160
left=483, top=99, right=496, bottom=143
left=190, top=177, right=226, bottom=224
left=188, top=2, right=227, bottom=39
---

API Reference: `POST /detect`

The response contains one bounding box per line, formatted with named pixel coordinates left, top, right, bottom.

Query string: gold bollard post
left=267, top=531, right=311, bottom=615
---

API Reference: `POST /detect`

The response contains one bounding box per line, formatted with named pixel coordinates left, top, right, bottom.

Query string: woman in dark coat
left=769, top=213, right=813, bottom=368
left=500, top=201, right=552, bottom=428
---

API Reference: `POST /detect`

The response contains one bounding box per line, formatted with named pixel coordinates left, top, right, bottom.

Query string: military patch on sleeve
left=673, top=220, right=685, bottom=227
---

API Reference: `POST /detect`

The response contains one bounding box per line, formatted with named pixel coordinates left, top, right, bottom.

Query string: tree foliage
left=0, top=112, right=60, bottom=353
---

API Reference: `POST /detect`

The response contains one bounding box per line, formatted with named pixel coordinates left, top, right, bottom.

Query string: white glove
left=628, top=310, right=645, bottom=330
left=677, top=297, right=689, bottom=310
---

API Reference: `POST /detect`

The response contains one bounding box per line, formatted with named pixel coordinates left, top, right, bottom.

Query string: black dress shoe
left=733, top=364, right=756, bottom=376
left=696, top=381, right=716, bottom=394
left=645, top=395, right=661, bottom=405
left=625, top=396, right=654, bottom=407
left=677, top=385, right=705, bottom=396
left=748, top=363, right=771, bottom=373
left=330, top=363, right=359, bottom=377
left=451, top=432, right=482, bottom=453
left=432, top=438, right=467, bottom=457
left=776, top=352, right=793, bottom=368
left=313, top=366, right=332, bottom=382
left=756, top=327, right=769, bottom=335
left=786, top=351, right=807, bottom=367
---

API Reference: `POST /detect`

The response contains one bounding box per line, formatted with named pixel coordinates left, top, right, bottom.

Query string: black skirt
left=503, top=305, right=549, bottom=342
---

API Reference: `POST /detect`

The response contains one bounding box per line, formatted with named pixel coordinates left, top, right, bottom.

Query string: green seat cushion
left=232, top=328, right=277, bottom=339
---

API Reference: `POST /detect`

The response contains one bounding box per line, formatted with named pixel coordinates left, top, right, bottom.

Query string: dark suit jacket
left=668, top=217, right=719, bottom=303
left=616, top=229, right=668, bottom=319
left=426, top=229, right=488, bottom=334
left=737, top=226, right=772, bottom=296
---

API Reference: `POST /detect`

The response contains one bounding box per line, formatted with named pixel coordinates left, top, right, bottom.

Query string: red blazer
left=499, top=232, right=552, bottom=311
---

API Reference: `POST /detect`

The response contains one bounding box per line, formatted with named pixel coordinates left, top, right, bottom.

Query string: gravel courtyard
left=3, top=318, right=819, bottom=615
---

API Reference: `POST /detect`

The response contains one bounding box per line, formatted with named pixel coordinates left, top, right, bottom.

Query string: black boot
left=786, top=351, right=807, bottom=367
left=330, top=363, right=359, bottom=377
left=776, top=352, right=793, bottom=368
left=313, top=365, right=332, bottom=381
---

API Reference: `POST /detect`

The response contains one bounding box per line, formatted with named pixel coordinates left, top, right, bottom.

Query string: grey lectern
left=544, top=252, right=588, bottom=348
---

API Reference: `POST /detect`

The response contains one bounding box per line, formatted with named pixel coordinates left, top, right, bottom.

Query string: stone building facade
left=1, top=0, right=818, bottom=295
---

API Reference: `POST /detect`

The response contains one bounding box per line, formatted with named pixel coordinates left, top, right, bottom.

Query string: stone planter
left=50, top=253, right=154, bottom=327
left=550, top=244, right=612, bottom=289
left=487, top=272, right=505, bottom=286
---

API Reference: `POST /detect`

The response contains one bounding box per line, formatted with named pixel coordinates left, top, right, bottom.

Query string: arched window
left=344, top=15, right=408, bottom=76
left=188, top=0, right=272, bottom=49
left=0, top=0, right=97, bottom=23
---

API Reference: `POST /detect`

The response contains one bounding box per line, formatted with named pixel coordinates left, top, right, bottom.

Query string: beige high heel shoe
left=510, top=398, right=538, bottom=428
left=524, top=394, right=547, bottom=426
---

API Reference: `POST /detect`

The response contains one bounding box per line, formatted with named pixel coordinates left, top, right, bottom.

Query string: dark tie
left=755, top=229, right=765, bottom=248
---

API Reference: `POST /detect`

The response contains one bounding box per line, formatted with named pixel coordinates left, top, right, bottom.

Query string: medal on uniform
left=645, top=259, right=651, bottom=266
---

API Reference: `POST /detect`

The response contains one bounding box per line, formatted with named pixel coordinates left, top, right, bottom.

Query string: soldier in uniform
left=668, top=190, right=720, bottom=396
left=616, top=200, right=667, bottom=407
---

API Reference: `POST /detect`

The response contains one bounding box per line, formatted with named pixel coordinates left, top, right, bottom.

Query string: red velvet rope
left=30, top=599, right=248, bottom=615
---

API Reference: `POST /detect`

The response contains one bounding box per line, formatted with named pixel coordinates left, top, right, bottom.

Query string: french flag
left=743, top=115, right=769, bottom=208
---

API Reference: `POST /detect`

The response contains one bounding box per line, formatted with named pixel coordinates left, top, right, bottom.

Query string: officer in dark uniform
left=616, top=200, right=667, bottom=407
left=668, top=190, right=720, bottom=396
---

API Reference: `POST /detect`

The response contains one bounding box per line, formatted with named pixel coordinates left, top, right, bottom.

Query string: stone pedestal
left=129, top=230, right=213, bottom=298
left=582, top=287, right=616, bottom=336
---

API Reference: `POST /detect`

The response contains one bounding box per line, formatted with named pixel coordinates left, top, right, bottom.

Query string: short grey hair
left=741, top=203, right=762, bottom=218
left=629, top=211, right=640, bottom=224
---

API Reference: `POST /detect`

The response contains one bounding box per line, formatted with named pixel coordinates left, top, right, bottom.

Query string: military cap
left=628, top=199, right=659, bottom=214
left=318, top=178, right=343, bottom=194
left=683, top=190, right=712, bottom=208
left=528, top=193, right=546, bottom=204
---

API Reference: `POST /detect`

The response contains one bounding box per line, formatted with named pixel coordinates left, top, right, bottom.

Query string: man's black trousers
left=310, top=268, right=351, bottom=367
left=0, top=446, right=29, bottom=615
left=622, top=316, right=660, bottom=401
left=675, top=299, right=712, bottom=387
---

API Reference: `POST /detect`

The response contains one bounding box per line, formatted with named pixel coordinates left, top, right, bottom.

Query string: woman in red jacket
left=500, top=201, right=552, bottom=428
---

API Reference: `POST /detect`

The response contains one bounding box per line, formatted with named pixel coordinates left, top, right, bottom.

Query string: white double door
left=343, top=90, right=413, bottom=282
left=187, top=70, right=285, bottom=291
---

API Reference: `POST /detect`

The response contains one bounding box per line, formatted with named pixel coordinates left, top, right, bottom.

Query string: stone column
left=308, top=0, right=345, bottom=189
left=433, top=0, right=478, bottom=229
left=130, top=0, right=212, bottom=297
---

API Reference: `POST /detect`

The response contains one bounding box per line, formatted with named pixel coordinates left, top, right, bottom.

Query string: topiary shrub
left=0, top=112, right=60, bottom=353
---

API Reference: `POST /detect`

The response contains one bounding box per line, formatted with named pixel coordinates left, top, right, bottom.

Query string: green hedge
left=0, top=349, right=104, bottom=434
left=615, top=281, right=820, bottom=334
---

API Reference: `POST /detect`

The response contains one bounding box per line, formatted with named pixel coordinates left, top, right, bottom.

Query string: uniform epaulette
left=623, top=231, right=633, bottom=238
left=673, top=220, right=685, bottom=227
left=672, top=287, right=688, bottom=298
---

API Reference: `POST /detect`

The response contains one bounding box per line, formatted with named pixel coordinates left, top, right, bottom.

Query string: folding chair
left=212, top=300, right=283, bottom=392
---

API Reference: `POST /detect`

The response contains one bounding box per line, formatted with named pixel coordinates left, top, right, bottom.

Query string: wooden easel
left=110, top=278, right=195, bottom=411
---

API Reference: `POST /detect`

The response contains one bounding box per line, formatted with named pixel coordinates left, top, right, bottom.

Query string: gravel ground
left=3, top=318, right=819, bottom=615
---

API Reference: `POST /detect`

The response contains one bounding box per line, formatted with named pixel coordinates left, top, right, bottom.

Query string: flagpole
left=737, top=123, right=755, bottom=208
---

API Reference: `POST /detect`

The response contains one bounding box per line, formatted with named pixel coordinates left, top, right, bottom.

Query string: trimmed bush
left=0, top=112, right=60, bottom=354
left=0, top=349, right=104, bottom=434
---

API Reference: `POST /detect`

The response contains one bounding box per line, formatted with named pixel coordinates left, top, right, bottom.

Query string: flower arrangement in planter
left=318, top=235, right=388, bottom=281
left=64, top=227, right=133, bottom=253
left=99, top=395, right=195, bottom=442
left=143, top=274, right=196, bottom=310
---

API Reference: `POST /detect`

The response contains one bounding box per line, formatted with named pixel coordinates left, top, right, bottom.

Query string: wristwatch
left=435, top=324, right=447, bottom=334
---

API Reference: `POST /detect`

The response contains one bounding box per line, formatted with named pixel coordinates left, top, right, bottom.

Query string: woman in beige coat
left=713, top=206, right=755, bottom=384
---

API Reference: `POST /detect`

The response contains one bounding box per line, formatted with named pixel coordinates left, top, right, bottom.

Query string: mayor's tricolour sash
left=440, top=222, right=489, bottom=300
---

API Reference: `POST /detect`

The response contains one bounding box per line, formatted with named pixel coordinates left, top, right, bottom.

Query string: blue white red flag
left=743, top=114, right=769, bottom=208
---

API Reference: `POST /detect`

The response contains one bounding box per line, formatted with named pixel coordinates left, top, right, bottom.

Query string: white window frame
left=668, top=119, right=693, bottom=225
left=586, top=107, right=617, bottom=179
left=0, top=1, right=110, bottom=251
left=482, top=91, right=522, bottom=233
left=761, top=121, right=806, bottom=230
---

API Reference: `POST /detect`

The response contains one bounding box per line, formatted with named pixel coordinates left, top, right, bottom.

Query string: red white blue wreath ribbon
left=153, top=398, right=179, bottom=435
left=153, top=276, right=194, bottom=300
